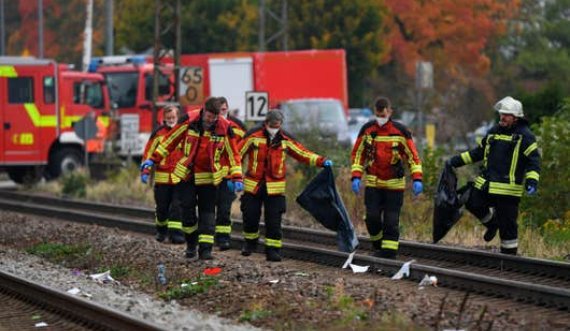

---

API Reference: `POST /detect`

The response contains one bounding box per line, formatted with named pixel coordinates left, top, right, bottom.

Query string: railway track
left=1, top=190, right=569, bottom=311
left=0, top=268, right=164, bottom=330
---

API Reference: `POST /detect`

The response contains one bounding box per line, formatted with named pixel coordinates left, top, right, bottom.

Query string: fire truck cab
left=0, top=57, right=110, bottom=183
left=89, top=56, right=172, bottom=157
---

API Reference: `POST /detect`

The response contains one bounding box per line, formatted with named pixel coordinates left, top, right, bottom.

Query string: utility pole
left=38, top=0, right=43, bottom=58
left=258, top=0, right=288, bottom=51
left=105, top=0, right=114, bottom=56
left=152, top=0, right=181, bottom=130
left=415, top=61, right=433, bottom=149
left=0, top=0, right=5, bottom=56
left=82, top=0, right=93, bottom=71
left=259, top=0, right=265, bottom=51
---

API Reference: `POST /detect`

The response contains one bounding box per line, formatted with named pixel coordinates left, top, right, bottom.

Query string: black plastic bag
left=296, top=167, right=359, bottom=252
left=433, top=164, right=472, bottom=243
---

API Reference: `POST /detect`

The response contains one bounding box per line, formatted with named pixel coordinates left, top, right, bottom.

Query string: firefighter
left=239, top=110, right=332, bottom=262
left=215, top=97, right=247, bottom=250
left=140, top=97, right=243, bottom=260
left=140, top=105, right=186, bottom=244
left=447, top=96, right=540, bottom=255
left=350, top=96, right=423, bottom=259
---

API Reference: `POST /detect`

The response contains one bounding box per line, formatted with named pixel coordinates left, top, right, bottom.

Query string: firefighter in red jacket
left=215, top=97, right=247, bottom=250
left=239, top=110, right=332, bottom=262
left=140, top=97, right=243, bottom=260
left=141, top=105, right=185, bottom=244
left=350, top=97, right=423, bottom=259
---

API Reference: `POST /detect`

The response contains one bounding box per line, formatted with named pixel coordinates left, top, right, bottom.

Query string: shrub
left=520, top=102, right=570, bottom=227
left=61, top=170, right=90, bottom=198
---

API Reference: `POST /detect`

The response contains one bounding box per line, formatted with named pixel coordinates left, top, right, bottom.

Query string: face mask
left=165, top=120, right=176, bottom=128
left=266, top=127, right=279, bottom=137
left=376, top=116, right=388, bottom=126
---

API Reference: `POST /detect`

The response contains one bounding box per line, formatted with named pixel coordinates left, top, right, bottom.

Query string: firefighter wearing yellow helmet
left=447, top=96, right=541, bottom=255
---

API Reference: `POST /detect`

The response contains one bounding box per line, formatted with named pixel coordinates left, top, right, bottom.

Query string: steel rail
left=0, top=193, right=569, bottom=310
left=0, top=270, right=165, bottom=330
left=2, top=190, right=569, bottom=282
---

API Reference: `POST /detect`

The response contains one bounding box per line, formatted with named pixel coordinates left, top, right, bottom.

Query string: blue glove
left=413, top=181, right=423, bottom=196
left=140, top=159, right=154, bottom=171
left=351, top=178, right=361, bottom=194
left=526, top=184, right=537, bottom=196
left=141, top=173, right=150, bottom=184
left=323, top=160, right=333, bottom=168
left=226, top=180, right=235, bottom=192
left=234, top=181, right=244, bottom=193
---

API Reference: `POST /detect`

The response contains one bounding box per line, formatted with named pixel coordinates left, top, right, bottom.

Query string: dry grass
left=33, top=165, right=154, bottom=207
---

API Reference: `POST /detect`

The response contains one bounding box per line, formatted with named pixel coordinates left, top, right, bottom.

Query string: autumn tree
left=6, top=0, right=106, bottom=66
left=380, top=0, right=521, bottom=143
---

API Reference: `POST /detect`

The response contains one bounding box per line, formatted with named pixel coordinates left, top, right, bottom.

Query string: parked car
left=348, top=108, right=373, bottom=145
left=278, top=98, right=351, bottom=147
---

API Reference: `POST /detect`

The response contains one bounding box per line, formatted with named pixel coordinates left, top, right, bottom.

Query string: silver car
left=279, top=98, right=352, bottom=147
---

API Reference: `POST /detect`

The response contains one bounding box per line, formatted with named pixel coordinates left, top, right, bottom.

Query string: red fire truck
left=89, top=49, right=348, bottom=156
left=0, top=57, right=111, bottom=183
left=178, top=49, right=348, bottom=117
left=88, top=55, right=173, bottom=157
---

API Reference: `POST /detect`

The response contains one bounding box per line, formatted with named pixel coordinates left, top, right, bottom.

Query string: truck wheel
left=7, top=167, right=42, bottom=185
left=48, top=148, right=83, bottom=179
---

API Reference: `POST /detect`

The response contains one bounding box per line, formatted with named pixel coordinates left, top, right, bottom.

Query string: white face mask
left=165, top=120, right=176, bottom=128
left=266, top=127, right=279, bottom=137
left=376, top=116, right=389, bottom=126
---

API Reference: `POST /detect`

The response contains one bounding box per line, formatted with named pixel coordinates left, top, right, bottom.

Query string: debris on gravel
left=0, top=211, right=568, bottom=331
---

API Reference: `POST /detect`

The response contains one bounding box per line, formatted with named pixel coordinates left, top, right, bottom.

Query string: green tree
left=286, top=0, right=389, bottom=106
left=520, top=101, right=570, bottom=226
left=493, top=0, right=570, bottom=121
left=114, top=0, right=155, bottom=53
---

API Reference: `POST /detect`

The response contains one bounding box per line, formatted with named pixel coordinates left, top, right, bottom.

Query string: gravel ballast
left=1, top=210, right=568, bottom=330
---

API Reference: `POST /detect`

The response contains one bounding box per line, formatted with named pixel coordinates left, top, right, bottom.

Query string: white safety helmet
left=494, top=96, right=524, bottom=118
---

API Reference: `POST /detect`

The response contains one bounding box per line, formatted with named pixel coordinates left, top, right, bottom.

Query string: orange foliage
left=17, top=0, right=57, bottom=57
left=10, top=0, right=104, bottom=64
left=384, top=0, right=521, bottom=78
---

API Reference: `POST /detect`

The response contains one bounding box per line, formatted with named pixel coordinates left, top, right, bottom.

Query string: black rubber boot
left=216, top=234, right=231, bottom=251
left=500, top=247, right=517, bottom=255
left=241, top=239, right=258, bottom=256
left=199, top=244, right=214, bottom=260
left=371, top=239, right=382, bottom=257
left=185, top=232, right=198, bottom=259
left=378, top=249, right=397, bottom=260
left=266, top=247, right=282, bottom=262
left=483, top=220, right=499, bottom=242
left=155, top=226, right=168, bottom=243
left=169, top=229, right=186, bottom=245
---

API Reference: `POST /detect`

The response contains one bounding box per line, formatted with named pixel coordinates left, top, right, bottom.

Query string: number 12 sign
left=245, top=91, right=269, bottom=121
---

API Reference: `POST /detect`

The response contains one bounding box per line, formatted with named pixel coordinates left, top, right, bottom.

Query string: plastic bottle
left=157, top=263, right=167, bottom=285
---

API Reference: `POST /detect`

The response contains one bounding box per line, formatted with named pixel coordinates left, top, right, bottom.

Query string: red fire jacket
left=142, top=124, right=183, bottom=185
left=220, top=115, right=247, bottom=179
left=150, top=110, right=242, bottom=186
left=351, top=119, right=422, bottom=190
left=239, top=126, right=325, bottom=195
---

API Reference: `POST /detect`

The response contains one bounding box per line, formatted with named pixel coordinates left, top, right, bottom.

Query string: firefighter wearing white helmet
left=447, top=96, right=541, bottom=255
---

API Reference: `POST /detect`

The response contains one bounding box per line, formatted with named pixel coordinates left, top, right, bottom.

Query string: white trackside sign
left=245, top=91, right=269, bottom=121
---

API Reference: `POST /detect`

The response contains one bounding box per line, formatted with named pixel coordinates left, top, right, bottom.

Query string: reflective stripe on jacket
left=351, top=120, right=422, bottom=190
left=239, top=125, right=325, bottom=195
left=221, top=115, right=247, bottom=179
left=142, top=125, right=183, bottom=185
left=450, top=122, right=540, bottom=197
left=151, top=110, right=242, bottom=186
